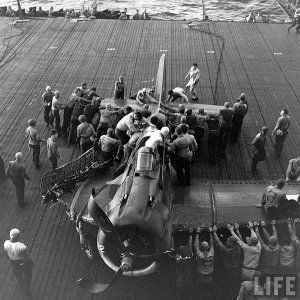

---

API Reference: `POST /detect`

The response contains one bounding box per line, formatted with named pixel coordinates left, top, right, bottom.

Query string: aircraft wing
left=101, top=53, right=166, bottom=114
left=167, top=102, right=223, bottom=115
left=172, top=181, right=300, bottom=228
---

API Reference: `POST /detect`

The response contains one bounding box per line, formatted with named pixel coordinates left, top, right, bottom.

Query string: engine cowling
left=96, top=161, right=172, bottom=276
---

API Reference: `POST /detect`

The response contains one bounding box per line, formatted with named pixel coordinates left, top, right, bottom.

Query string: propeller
left=78, top=252, right=134, bottom=293
left=79, top=193, right=192, bottom=294
left=88, top=194, right=126, bottom=253
left=78, top=247, right=192, bottom=293
left=138, top=246, right=192, bottom=262
left=77, top=266, right=124, bottom=293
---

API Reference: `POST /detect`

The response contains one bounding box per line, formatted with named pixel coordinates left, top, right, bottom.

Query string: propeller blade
left=138, top=246, right=192, bottom=262
left=77, top=268, right=124, bottom=294
left=88, top=195, right=114, bottom=233
left=138, top=249, right=177, bottom=261
left=88, top=195, right=126, bottom=252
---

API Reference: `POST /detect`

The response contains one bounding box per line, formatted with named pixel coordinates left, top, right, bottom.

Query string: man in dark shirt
left=142, top=104, right=152, bottom=119
left=272, top=108, right=290, bottom=157
left=206, top=113, right=219, bottom=163
left=231, top=95, right=248, bottom=143
left=195, top=109, right=207, bottom=151
left=6, top=152, right=30, bottom=207
left=168, top=126, right=192, bottom=186
left=68, top=97, right=88, bottom=145
left=212, top=225, right=243, bottom=299
left=62, top=88, right=86, bottom=135
left=251, top=126, right=268, bottom=172
left=99, top=128, right=121, bottom=162
left=218, top=102, right=234, bottom=158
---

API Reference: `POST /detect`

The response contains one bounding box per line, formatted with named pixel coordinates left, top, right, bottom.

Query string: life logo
left=253, top=274, right=298, bottom=297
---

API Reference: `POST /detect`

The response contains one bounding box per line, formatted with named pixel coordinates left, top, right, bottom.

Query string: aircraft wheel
left=83, top=233, right=99, bottom=261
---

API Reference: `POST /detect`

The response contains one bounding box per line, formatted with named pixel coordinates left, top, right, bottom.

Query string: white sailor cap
left=10, top=228, right=20, bottom=239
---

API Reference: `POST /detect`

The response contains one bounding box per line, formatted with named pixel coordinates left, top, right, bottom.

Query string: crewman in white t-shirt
left=4, top=229, right=33, bottom=296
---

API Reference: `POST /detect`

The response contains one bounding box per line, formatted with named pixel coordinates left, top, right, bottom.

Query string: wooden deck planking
left=1, top=18, right=300, bottom=299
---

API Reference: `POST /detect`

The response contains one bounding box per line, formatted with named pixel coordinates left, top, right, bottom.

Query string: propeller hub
left=121, top=255, right=133, bottom=272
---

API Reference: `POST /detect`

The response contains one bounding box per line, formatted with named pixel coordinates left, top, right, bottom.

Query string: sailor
left=181, top=124, right=198, bottom=155
left=51, top=90, right=65, bottom=133
left=212, top=225, right=243, bottom=300
left=5, top=152, right=30, bottom=207
left=206, top=113, right=219, bottom=163
left=115, top=111, right=150, bottom=145
left=231, top=94, right=248, bottom=143
left=91, top=0, right=97, bottom=14
left=195, top=109, right=207, bottom=150
left=255, top=179, right=287, bottom=219
left=254, top=12, right=263, bottom=23
left=145, top=126, right=170, bottom=150
left=62, top=88, right=83, bottom=135
left=166, top=87, right=189, bottom=103
left=114, top=76, right=126, bottom=99
left=168, top=126, right=192, bottom=186
left=251, top=126, right=268, bottom=173
left=194, top=226, right=214, bottom=295
left=47, top=129, right=61, bottom=170
left=132, top=9, right=141, bottom=20
left=272, top=108, right=290, bottom=157
left=185, top=109, right=197, bottom=135
left=254, top=221, right=279, bottom=274
left=84, top=97, right=101, bottom=125
left=228, top=222, right=261, bottom=281
left=77, top=82, right=89, bottom=98
left=142, top=104, right=152, bottom=118
left=86, top=87, right=100, bottom=101
left=218, top=102, right=234, bottom=158
left=141, top=9, right=150, bottom=20
left=41, top=86, right=54, bottom=127
left=77, top=115, right=96, bottom=153
left=99, top=128, right=121, bottom=162
left=286, top=155, right=300, bottom=182
left=97, top=104, right=118, bottom=137
left=25, top=119, right=44, bottom=169
left=159, top=103, right=185, bottom=133
left=184, top=63, right=200, bottom=101
left=119, top=10, right=128, bottom=20
left=246, top=12, right=255, bottom=23
left=136, top=88, right=158, bottom=105
left=4, top=229, right=33, bottom=296
left=68, top=92, right=89, bottom=144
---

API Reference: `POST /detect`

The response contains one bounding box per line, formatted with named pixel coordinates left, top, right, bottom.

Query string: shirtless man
left=136, top=88, right=158, bottom=105
left=166, top=87, right=189, bottom=103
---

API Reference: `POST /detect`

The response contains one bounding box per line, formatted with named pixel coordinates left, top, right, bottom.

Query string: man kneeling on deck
left=255, top=179, right=287, bottom=219
left=166, top=87, right=189, bottom=103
